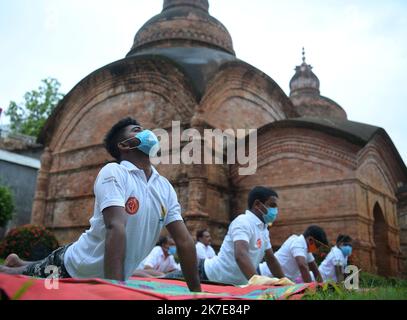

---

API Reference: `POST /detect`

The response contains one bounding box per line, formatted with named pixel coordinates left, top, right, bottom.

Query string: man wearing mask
left=135, top=236, right=180, bottom=276
left=259, top=225, right=328, bottom=283
left=166, top=186, right=285, bottom=285
left=0, top=117, right=201, bottom=292
left=318, top=234, right=353, bottom=282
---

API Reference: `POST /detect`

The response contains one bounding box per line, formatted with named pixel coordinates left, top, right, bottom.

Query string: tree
left=0, top=185, right=14, bottom=228
left=5, top=78, right=64, bottom=138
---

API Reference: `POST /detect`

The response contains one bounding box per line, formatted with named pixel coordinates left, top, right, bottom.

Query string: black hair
left=248, top=186, right=278, bottom=209
left=196, top=229, right=208, bottom=240
left=336, top=234, right=352, bottom=244
left=303, top=225, right=329, bottom=246
left=157, top=236, right=169, bottom=247
left=103, top=117, right=140, bottom=161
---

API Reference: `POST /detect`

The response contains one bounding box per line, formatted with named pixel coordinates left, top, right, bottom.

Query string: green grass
left=0, top=258, right=4, bottom=265
left=302, top=272, right=407, bottom=300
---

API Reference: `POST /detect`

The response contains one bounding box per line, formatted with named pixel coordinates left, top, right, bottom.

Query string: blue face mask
left=261, top=203, right=278, bottom=224
left=168, top=246, right=176, bottom=255
left=340, top=245, right=352, bottom=257
left=123, top=129, right=160, bottom=156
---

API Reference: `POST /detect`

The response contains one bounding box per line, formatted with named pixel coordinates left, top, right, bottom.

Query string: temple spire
left=302, top=47, right=306, bottom=64
left=289, top=48, right=347, bottom=120
left=289, top=48, right=320, bottom=97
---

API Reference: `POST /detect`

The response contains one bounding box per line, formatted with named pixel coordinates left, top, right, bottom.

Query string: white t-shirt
left=260, top=234, right=315, bottom=281
left=318, top=246, right=348, bottom=282
left=64, top=160, right=183, bottom=280
left=204, top=210, right=272, bottom=286
left=195, top=242, right=216, bottom=260
left=137, top=246, right=180, bottom=273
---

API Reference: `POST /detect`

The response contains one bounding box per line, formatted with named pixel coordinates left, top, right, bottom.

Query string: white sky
left=1, top=0, right=406, bottom=164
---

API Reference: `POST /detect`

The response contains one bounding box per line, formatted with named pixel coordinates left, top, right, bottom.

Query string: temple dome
left=127, top=0, right=235, bottom=56
left=289, top=48, right=320, bottom=97
left=289, top=48, right=347, bottom=120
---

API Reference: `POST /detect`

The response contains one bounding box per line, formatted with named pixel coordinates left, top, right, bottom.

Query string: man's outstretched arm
left=309, top=261, right=323, bottom=282
left=234, top=240, right=257, bottom=280
left=295, top=256, right=313, bottom=283
left=167, top=220, right=201, bottom=292
left=103, top=206, right=128, bottom=281
left=336, top=265, right=345, bottom=283
left=264, top=248, right=285, bottom=278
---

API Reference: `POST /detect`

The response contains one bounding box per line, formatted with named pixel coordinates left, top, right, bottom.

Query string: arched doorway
left=373, top=203, right=391, bottom=276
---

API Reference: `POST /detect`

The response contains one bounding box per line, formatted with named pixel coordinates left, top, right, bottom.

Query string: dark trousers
left=22, top=244, right=72, bottom=278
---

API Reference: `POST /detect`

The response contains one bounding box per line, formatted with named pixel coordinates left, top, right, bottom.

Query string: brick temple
left=32, top=0, right=407, bottom=277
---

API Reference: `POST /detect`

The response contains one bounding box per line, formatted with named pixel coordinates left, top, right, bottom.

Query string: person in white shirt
left=134, top=236, right=180, bottom=277
left=0, top=117, right=201, bottom=292
left=165, top=186, right=285, bottom=286
left=319, top=234, right=353, bottom=282
left=195, top=229, right=216, bottom=260
left=259, top=225, right=328, bottom=283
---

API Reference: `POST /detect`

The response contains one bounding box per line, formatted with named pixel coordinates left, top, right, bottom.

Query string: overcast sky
left=1, top=0, right=406, bottom=164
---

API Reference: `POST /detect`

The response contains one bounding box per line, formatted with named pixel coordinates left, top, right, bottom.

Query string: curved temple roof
left=127, top=0, right=235, bottom=56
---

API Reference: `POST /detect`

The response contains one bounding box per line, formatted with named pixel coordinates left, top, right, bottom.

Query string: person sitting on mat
left=195, top=229, right=216, bottom=260
left=318, top=234, right=353, bottom=282
left=133, top=236, right=180, bottom=277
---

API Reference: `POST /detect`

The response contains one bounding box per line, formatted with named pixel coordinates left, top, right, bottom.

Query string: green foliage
left=5, top=78, right=64, bottom=138
left=0, top=224, right=59, bottom=260
left=302, top=272, right=407, bottom=300
left=359, top=271, right=407, bottom=288
left=0, top=185, right=14, bottom=228
left=304, top=285, right=407, bottom=300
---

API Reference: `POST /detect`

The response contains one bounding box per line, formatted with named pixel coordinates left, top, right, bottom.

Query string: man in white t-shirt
left=165, top=186, right=285, bottom=286
left=319, top=234, right=353, bottom=282
left=259, top=225, right=328, bottom=283
left=0, top=117, right=201, bottom=292
left=134, top=236, right=180, bottom=277
left=195, top=229, right=216, bottom=260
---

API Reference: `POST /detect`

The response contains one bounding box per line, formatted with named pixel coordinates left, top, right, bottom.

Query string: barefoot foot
left=5, top=254, right=24, bottom=267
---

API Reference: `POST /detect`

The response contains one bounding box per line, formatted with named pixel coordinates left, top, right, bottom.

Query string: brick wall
left=230, top=125, right=402, bottom=275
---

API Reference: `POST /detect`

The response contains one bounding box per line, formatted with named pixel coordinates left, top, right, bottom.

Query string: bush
left=0, top=224, right=59, bottom=260
left=0, top=185, right=14, bottom=228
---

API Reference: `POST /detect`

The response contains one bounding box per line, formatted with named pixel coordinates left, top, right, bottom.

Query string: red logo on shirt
left=125, top=197, right=139, bottom=215
left=257, top=239, right=262, bottom=249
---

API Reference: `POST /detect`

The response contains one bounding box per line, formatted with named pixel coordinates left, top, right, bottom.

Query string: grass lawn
left=302, top=272, right=407, bottom=300
left=0, top=258, right=4, bottom=264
